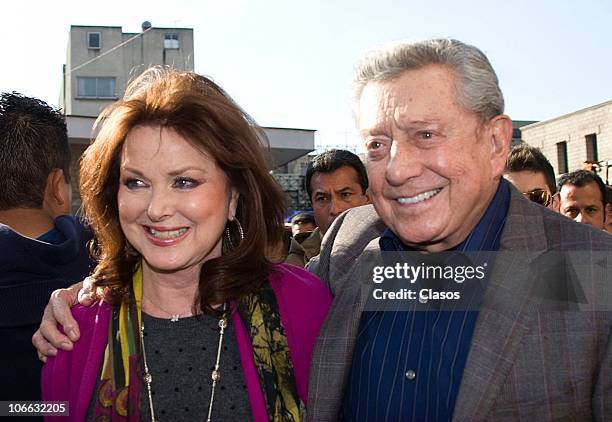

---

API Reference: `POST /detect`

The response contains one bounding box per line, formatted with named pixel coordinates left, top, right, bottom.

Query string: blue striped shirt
left=342, top=179, right=511, bottom=421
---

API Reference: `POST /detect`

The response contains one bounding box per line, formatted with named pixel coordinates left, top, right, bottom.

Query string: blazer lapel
left=453, top=191, right=549, bottom=420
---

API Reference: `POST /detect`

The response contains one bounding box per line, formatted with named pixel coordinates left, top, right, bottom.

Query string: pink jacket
left=42, top=264, right=331, bottom=421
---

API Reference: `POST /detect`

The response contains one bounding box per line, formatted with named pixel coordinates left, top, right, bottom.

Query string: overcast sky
left=1, top=0, right=610, bottom=151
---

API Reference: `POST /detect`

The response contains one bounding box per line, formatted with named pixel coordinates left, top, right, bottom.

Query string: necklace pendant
left=170, top=314, right=180, bottom=322
left=143, top=372, right=152, bottom=384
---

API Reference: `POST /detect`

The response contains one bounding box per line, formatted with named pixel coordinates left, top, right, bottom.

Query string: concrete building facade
left=60, top=23, right=194, bottom=116
left=521, top=100, right=612, bottom=184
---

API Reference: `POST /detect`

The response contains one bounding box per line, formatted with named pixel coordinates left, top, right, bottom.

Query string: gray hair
left=353, top=38, right=504, bottom=123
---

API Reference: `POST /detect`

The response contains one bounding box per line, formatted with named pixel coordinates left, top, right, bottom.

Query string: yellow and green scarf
left=236, top=281, right=303, bottom=421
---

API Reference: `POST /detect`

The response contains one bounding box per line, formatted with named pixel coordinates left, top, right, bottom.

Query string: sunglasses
left=523, top=189, right=552, bottom=207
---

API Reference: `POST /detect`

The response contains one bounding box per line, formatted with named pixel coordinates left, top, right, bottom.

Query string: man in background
left=504, top=143, right=559, bottom=210
left=285, top=149, right=370, bottom=266
left=558, top=169, right=610, bottom=230
left=0, top=92, right=93, bottom=405
left=290, top=212, right=316, bottom=236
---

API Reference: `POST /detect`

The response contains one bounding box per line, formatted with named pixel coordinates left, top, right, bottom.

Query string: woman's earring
left=224, top=218, right=244, bottom=250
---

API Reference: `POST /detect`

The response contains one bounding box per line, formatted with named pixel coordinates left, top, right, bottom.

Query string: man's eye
left=173, top=177, right=199, bottom=189
left=341, top=192, right=353, bottom=198
left=124, top=178, right=146, bottom=189
left=418, top=131, right=434, bottom=140
left=366, top=140, right=384, bottom=151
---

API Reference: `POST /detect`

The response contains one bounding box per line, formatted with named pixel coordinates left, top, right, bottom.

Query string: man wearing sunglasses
left=503, top=144, right=559, bottom=211
left=558, top=169, right=610, bottom=230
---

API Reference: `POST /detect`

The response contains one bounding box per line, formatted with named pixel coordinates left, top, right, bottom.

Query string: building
left=60, top=22, right=314, bottom=212
left=521, top=100, right=612, bottom=183
left=60, top=22, right=194, bottom=117
left=512, top=120, right=537, bottom=147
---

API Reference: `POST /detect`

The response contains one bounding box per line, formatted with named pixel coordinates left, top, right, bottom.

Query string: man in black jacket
left=0, top=92, right=94, bottom=410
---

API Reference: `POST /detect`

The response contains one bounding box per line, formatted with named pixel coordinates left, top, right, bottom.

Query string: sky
left=1, top=0, right=610, bottom=152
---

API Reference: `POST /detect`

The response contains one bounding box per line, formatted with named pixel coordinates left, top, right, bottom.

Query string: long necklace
left=140, top=305, right=229, bottom=422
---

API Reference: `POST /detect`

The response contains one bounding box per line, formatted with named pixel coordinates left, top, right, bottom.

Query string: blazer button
left=405, top=370, right=416, bottom=380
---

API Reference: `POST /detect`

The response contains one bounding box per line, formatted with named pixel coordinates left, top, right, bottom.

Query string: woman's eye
left=124, top=178, right=146, bottom=189
left=173, top=177, right=199, bottom=189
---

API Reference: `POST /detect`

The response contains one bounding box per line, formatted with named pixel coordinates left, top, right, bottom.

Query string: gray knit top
left=87, top=312, right=252, bottom=421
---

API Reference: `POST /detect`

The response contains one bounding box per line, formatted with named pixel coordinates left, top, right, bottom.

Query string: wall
left=521, top=101, right=612, bottom=182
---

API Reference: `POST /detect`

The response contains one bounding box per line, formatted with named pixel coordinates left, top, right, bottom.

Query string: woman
left=41, top=67, right=331, bottom=421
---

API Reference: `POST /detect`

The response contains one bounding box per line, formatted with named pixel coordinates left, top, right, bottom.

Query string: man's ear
left=487, top=115, right=513, bottom=177
left=551, top=192, right=561, bottom=212
left=43, top=169, right=72, bottom=218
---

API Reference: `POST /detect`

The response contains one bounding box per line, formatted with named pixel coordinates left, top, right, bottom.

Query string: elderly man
left=307, top=39, right=611, bottom=421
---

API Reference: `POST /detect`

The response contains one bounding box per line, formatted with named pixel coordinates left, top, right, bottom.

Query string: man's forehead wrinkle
left=334, top=185, right=354, bottom=193
left=377, top=87, right=397, bottom=126
left=360, top=93, right=394, bottom=137
left=362, top=86, right=404, bottom=137
left=383, top=83, right=446, bottom=131
left=360, top=75, right=455, bottom=138
left=393, top=112, right=442, bottom=130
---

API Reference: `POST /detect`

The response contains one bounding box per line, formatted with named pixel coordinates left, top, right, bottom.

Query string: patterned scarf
left=236, top=282, right=303, bottom=421
left=92, top=266, right=143, bottom=421
left=92, top=265, right=301, bottom=421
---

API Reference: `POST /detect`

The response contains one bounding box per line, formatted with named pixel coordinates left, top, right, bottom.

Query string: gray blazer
left=306, top=187, right=612, bottom=421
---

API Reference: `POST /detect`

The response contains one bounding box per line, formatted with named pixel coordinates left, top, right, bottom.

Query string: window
left=76, top=77, right=116, bottom=98
left=557, top=141, right=568, bottom=175
left=87, top=32, right=101, bottom=49
left=585, top=133, right=598, bottom=162
left=511, top=128, right=523, bottom=147
left=164, top=33, right=179, bottom=49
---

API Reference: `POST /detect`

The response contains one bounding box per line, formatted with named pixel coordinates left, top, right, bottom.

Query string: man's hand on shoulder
left=32, top=278, right=97, bottom=362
